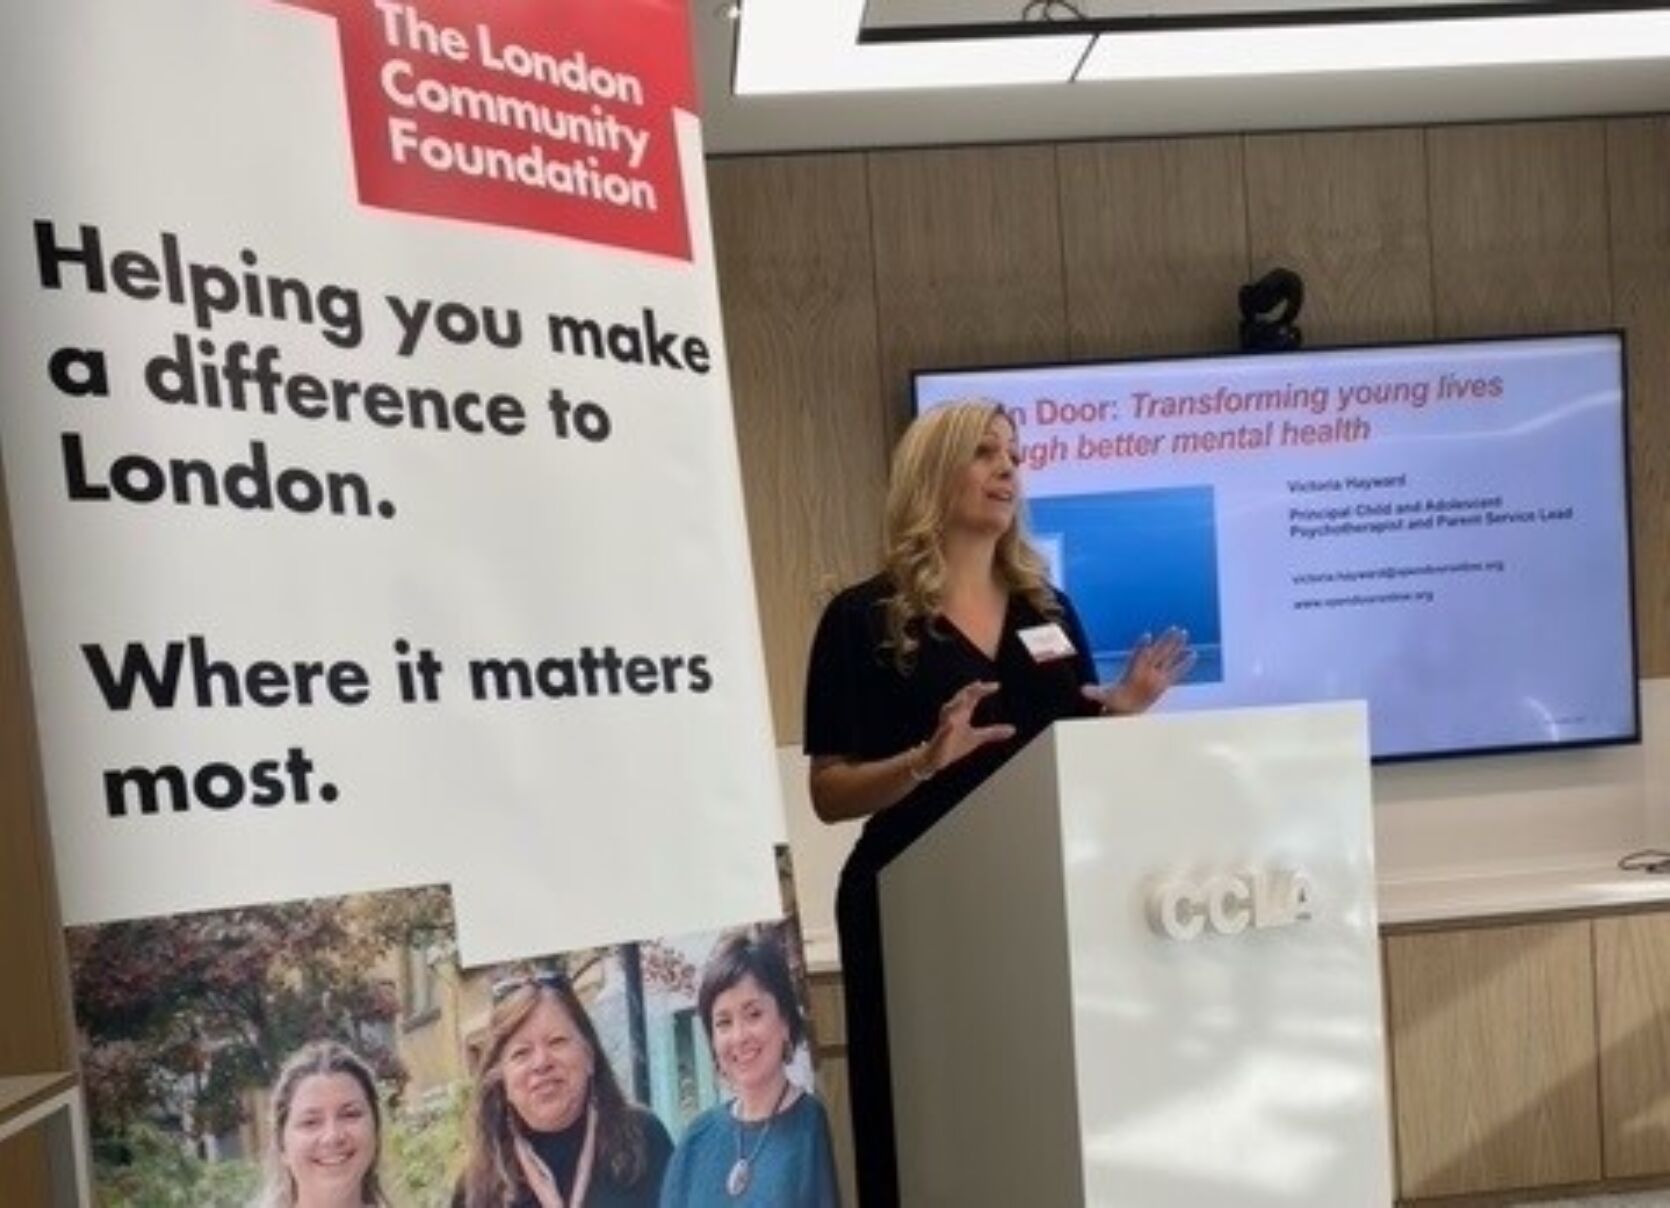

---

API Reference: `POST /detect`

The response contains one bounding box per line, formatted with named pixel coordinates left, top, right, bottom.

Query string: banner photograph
left=66, top=852, right=837, bottom=1206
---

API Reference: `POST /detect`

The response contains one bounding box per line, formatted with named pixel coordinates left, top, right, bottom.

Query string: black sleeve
left=1055, top=590, right=1101, bottom=696
left=1055, top=591, right=1108, bottom=721
left=803, top=592, right=865, bottom=757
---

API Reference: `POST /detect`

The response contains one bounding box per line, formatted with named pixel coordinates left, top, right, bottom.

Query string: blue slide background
left=1028, top=486, right=1224, bottom=685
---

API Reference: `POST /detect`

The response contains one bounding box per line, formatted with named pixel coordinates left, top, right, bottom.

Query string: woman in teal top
left=660, top=929, right=840, bottom=1208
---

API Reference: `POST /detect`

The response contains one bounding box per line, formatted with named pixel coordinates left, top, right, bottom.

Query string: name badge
left=1017, top=622, right=1075, bottom=663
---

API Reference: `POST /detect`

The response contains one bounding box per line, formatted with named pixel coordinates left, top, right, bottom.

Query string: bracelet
left=907, top=743, right=936, bottom=783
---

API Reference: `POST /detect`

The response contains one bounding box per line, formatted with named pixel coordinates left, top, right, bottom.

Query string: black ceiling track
left=858, top=0, right=1670, bottom=43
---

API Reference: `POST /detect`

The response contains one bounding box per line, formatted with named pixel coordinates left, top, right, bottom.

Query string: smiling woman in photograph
left=455, top=970, right=673, bottom=1208
left=658, top=928, right=839, bottom=1208
left=255, top=1040, right=390, bottom=1208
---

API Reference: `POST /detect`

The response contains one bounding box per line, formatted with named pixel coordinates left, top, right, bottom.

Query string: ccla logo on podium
left=1147, top=869, right=1314, bottom=941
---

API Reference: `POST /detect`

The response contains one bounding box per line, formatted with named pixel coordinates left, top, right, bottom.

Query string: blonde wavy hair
left=882, top=399, right=1058, bottom=669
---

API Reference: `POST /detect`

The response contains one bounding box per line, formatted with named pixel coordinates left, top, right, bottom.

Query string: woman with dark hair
left=254, top=1040, right=389, bottom=1208
left=659, top=929, right=838, bottom=1208
left=805, top=399, right=1191, bottom=1205
left=455, top=970, right=673, bottom=1208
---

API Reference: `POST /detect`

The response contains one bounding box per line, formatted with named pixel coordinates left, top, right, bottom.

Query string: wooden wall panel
left=1057, top=137, right=1248, bottom=358
left=807, top=971, right=847, bottom=1051
left=1427, top=121, right=1612, bottom=337
left=709, top=155, right=888, bottom=742
left=0, top=468, right=71, bottom=1078
left=1385, top=920, right=1601, bottom=1198
left=1245, top=128, right=1434, bottom=346
left=814, top=1054, right=856, bottom=1208
left=808, top=971, right=855, bottom=1208
left=868, top=145, right=1069, bottom=413
left=1606, top=116, right=1670, bottom=679
left=1596, top=912, right=1670, bottom=1179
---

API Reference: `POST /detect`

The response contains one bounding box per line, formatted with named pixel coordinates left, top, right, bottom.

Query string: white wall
left=1375, top=677, right=1670, bottom=875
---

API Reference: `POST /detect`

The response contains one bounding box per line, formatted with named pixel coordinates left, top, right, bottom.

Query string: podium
left=877, top=703, right=1391, bottom=1208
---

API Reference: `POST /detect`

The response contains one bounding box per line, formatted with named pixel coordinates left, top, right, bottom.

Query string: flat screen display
left=914, top=332, right=1639, bottom=762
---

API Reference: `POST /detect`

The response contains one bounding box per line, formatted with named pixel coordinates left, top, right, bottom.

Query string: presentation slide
left=918, top=334, right=1638, bottom=760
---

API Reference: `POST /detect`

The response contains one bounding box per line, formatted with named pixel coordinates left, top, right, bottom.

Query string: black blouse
left=803, top=573, right=1100, bottom=874
left=450, top=1108, right=672, bottom=1208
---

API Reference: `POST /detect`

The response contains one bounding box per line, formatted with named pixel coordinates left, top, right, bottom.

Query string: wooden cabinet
left=1384, top=910, right=1670, bottom=1203
left=1384, top=920, right=1602, bottom=1199
left=0, top=1132, right=51, bottom=1208
left=0, top=1075, right=86, bottom=1204
left=0, top=473, right=78, bottom=1202
left=1597, top=912, right=1670, bottom=1178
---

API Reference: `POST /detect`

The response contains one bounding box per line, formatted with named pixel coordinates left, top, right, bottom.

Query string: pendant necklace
left=726, top=1079, right=793, bottom=1198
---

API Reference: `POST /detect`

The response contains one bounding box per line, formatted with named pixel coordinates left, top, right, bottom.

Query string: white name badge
left=1017, top=622, right=1076, bottom=663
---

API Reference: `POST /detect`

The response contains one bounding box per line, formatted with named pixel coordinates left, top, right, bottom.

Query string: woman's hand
left=1083, top=627, right=1195, bottom=717
left=808, top=681, right=1016, bottom=821
left=916, top=680, right=1017, bottom=778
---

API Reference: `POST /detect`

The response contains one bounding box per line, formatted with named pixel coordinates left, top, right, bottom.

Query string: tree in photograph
left=68, top=886, right=454, bottom=1148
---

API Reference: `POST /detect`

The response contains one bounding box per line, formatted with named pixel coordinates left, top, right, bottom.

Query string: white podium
left=878, top=702, right=1391, bottom=1208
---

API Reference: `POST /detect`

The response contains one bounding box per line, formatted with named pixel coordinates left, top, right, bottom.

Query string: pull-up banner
left=0, top=0, right=783, bottom=960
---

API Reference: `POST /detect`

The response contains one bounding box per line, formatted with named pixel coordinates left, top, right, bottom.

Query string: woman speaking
left=804, top=400, right=1191, bottom=1205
